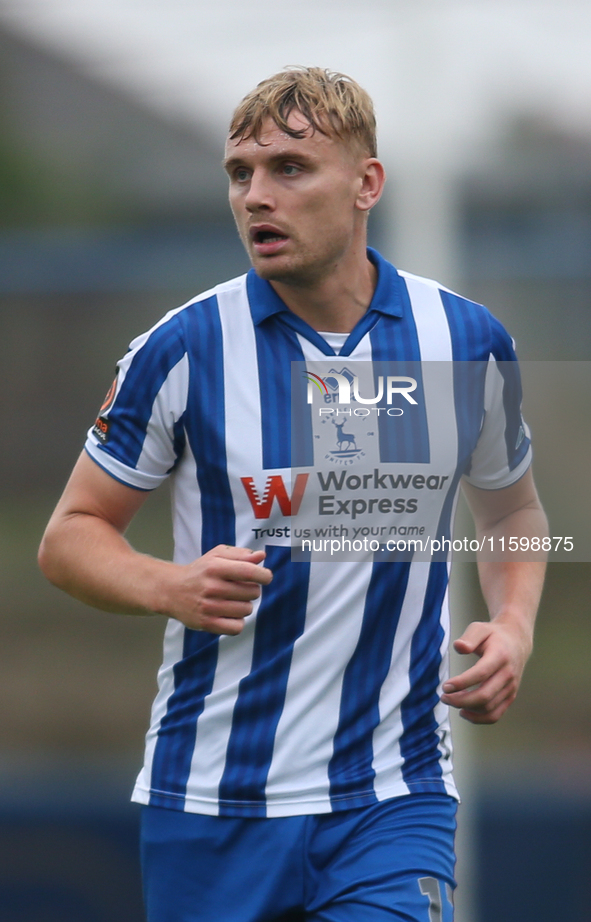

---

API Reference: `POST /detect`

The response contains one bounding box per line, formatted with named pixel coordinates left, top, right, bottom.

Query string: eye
left=234, top=167, right=250, bottom=183
left=281, top=163, right=301, bottom=176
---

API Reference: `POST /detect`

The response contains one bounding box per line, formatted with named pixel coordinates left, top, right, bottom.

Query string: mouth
left=250, top=226, right=289, bottom=256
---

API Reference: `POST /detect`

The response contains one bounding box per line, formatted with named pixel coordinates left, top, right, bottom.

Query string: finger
left=213, top=544, right=265, bottom=558
left=453, top=637, right=481, bottom=656
left=229, top=563, right=273, bottom=585
left=443, top=660, right=513, bottom=700
left=212, top=545, right=269, bottom=567
left=202, top=583, right=262, bottom=605
left=452, top=622, right=492, bottom=656
left=459, top=690, right=516, bottom=724
left=197, top=596, right=256, bottom=622
left=200, top=614, right=247, bottom=636
left=205, top=557, right=273, bottom=586
left=199, top=579, right=264, bottom=608
left=443, top=652, right=505, bottom=694
left=443, top=671, right=514, bottom=713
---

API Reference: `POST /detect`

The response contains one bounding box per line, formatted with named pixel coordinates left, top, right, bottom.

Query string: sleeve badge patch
left=92, top=374, right=118, bottom=444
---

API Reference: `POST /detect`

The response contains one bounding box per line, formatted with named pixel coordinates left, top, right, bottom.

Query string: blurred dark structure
left=0, top=23, right=590, bottom=922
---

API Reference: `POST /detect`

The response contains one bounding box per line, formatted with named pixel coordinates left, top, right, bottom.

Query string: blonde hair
left=229, top=66, right=377, bottom=158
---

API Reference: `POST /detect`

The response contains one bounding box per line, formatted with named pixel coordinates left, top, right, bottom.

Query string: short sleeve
left=463, top=316, right=532, bottom=490
left=85, top=313, right=189, bottom=490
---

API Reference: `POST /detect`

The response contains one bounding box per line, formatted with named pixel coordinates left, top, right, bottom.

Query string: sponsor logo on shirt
left=241, top=474, right=309, bottom=520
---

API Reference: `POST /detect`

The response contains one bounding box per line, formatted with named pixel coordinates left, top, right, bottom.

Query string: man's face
left=224, top=112, right=370, bottom=287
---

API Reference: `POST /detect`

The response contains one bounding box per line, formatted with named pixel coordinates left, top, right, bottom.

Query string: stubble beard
left=253, top=255, right=321, bottom=288
left=247, top=232, right=351, bottom=290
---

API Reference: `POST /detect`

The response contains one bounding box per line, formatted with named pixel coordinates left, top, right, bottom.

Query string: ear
left=355, top=159, right=386, bottom=213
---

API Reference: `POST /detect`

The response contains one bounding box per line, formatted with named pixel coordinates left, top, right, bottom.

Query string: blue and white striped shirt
left=85, top=249, right=531, bottom=817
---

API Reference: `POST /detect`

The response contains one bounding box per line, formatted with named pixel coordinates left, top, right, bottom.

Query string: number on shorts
left=418, top=877, right=453, bottom=922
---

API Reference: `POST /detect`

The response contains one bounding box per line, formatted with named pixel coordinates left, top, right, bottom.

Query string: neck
left=269, top=245, right=377, bottom=333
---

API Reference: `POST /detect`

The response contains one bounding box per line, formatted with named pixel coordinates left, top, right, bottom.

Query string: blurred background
left=0, top=1, right=590, bottom=920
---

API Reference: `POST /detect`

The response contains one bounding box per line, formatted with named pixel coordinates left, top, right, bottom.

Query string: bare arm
left=38, top=452, right=272, bottom=635
left=441, top=468, right=547, bottom=724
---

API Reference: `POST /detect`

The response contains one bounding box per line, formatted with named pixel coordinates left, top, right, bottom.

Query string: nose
left=244, top=168, right=274, bottom=213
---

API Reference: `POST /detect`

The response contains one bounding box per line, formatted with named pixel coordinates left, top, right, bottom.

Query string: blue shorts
left=141, top=794, right=456, bottom=922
